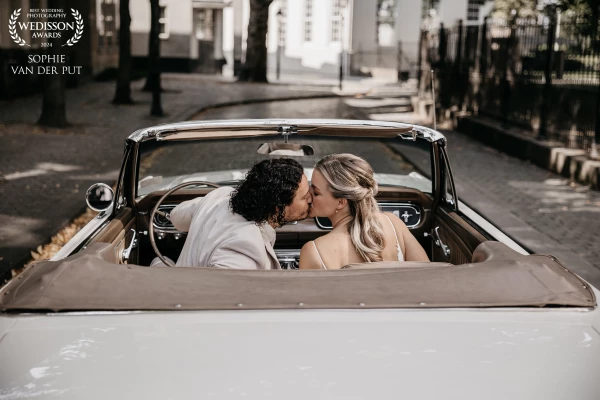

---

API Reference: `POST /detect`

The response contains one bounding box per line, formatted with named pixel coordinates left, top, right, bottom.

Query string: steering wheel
left=149, top=181, right=221, bottom=267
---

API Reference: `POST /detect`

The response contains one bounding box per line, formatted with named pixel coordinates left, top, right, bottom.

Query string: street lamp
left=276, top=8, right=283, bottom=81
left=339, top=0, right=348, bottom=91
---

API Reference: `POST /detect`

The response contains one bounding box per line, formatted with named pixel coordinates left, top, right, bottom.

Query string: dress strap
left=383, top=214, right=404, bottom=262
left=312, top=241, right=327, bottom=269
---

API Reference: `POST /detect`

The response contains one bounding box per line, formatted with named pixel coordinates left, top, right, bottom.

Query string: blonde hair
left=315, top=154, right=384, bottom=262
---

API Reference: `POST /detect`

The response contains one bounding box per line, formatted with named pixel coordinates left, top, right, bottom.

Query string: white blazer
left=170, top=187, right=280, bottom=269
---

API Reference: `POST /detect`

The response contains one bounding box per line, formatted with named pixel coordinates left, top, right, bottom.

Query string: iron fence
left=420, top=16, right=600, bottom=152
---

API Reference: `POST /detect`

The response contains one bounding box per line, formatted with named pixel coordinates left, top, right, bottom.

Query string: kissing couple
left=158, top=154, right=429, bottom=269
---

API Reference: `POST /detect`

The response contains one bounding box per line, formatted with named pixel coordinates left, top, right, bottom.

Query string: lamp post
left=276, top=8, right=283, bottom=81
left=338, top=0, right=348, bottom=91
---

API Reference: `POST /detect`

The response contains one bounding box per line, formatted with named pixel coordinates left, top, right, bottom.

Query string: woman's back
left=311, top=212, right=405, bottom=270
left=299, top=153, right=429, bottom=270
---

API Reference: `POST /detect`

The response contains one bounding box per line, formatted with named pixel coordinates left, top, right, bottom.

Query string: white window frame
left=194, top=8, right=214, bottom=40
left=331, top=0, right=342, bottom=43
left=467, top=0, right=484, bottom=22
left=279, top=0, right=287, bottom=46
left=304, top=0, right=313, bottom=43
left=159, top=5, right=169, bottom=40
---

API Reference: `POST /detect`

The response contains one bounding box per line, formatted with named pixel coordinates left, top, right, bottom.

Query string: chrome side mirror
left=86, top=183, right=115, bottom=212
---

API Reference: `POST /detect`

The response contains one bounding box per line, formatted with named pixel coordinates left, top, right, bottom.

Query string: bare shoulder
left=382, top=212, right=409, bottom=232
left=299, top=240, right=321, bottom=269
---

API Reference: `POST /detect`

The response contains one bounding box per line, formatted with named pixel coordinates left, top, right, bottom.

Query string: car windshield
left=136, top=135, right=433, bottom=197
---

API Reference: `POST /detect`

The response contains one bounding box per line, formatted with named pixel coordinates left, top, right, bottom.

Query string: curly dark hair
left=230, top=158, right=304, bottom=226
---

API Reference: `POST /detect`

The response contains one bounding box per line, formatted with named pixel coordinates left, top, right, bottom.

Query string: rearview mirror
left=257, top=143, right=314, bottom=156
left=86, top=183, right=115, bottom=212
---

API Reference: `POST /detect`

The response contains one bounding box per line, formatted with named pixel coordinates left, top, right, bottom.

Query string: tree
left=557, top=0, right=600, bottom=46
left=238, top=0, right=273, bottom=82
left=113, top=0, right=134, bottom=104
left=146, top=0, right=164, bottom=116
left=143, top=0, right=162, bottom=93
left=38, top=0, right=68, bottom=127
left=491, top=0, right=540, bottom=22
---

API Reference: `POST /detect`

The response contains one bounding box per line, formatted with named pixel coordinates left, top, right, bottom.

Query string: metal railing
left=420, top=16, right=600, bottom=152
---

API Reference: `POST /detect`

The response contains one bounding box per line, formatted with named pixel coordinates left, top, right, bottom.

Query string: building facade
left=129, top=0, right=418, bottom=79
left=396, top=0, right=494, bottom=77
left=130, top=0, right=227, bottom=73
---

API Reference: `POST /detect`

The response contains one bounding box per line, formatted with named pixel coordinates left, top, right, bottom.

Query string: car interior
left=85, top=184, right=487, bottom=269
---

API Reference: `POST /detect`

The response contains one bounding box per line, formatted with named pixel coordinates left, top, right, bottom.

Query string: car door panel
left=432, top=206, right=487, bottom=264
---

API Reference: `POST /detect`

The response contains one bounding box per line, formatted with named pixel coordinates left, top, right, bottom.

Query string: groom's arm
left=170, top=196, right=205, bottom=232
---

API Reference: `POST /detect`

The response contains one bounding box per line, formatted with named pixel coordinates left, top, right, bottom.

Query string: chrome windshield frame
left=127, top=119, right=446, bottom=144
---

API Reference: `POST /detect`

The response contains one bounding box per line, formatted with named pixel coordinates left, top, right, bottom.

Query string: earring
left=335, top=209, right=339, bottom=213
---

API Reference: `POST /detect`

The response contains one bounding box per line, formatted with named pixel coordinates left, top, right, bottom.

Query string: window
left=331, top=0, right=342, bottom=43
left=421, top=0, right=440, bottom=21
left=159, top=6, right=169, bottom=39
left=467, top=0, right=485, bottom=22
left=194, top=9, right=214, bottom=40
left=376, top=0, right=395, bottom=46
left=440, top=149, right=457, bottom=209
left=304, top=0, right=312, bottom=42
left=99, top=0, right=117, bottom=45
left=279, top=0, right=287, bottom=46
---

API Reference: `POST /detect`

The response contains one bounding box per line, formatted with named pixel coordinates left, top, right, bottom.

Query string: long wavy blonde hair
left=315, top=154, right=384, bottom=262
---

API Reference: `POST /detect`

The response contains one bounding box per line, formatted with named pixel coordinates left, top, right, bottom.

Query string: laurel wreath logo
left=63, top=8, right=84, bottom=47
left=9, top=9, right=30, bottom=47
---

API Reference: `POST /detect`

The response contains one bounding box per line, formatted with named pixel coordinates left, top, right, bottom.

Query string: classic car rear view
left=1, top=120, right=599, bottom=400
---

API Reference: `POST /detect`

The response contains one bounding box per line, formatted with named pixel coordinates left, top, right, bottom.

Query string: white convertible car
left=1, top=120, right=598, bottom=399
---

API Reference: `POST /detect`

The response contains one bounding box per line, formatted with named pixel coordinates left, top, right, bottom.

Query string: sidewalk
left=0, top=73, right=393, bottom=277
left=454, top=114, right=600, bottom=192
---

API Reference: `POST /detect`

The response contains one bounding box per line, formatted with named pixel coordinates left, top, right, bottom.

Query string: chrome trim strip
left=316, top=203, right=422, bottom=230
left=127, top=119, right=446, bottom=143
left=457, top=200, right=529, bottom=255
left=378, top=203, right=422, bottom=228
left=315, top=217, right=332, bottom=230
left=50, top=206, right=113, bottom=261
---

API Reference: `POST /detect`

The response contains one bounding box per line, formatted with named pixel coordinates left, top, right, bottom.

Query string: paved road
left=191, top=99, right=600, bottom=285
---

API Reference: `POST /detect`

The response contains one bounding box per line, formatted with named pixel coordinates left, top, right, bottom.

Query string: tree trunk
left=238, top=0, right=273, bottom=82
left=144, top=0, right=162, bottom=93
left=113, top=0, right=133, bottom=104
left=38, top=0, right=68, bottom=127
left=147, top=0, right=164, bottom=115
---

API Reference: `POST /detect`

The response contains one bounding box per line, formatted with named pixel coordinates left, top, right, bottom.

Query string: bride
left=299, top=154, right=429, bottom=270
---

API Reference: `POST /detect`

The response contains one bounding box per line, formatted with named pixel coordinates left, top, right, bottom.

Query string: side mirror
left=86, top=183, right=115, bottom=212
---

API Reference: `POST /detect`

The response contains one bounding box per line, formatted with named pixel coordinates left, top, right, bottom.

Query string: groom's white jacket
left=170, top=186, right=280, bottom=269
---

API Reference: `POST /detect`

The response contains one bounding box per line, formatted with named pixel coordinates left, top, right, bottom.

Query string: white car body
left=1, top=305, right=600, bottom=399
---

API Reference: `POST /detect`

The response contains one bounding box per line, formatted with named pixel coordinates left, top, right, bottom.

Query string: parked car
left=1, top=119, right=598, bottom=400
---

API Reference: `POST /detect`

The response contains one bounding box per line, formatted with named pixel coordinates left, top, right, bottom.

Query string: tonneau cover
left=0, top=241, right=595, bottom=311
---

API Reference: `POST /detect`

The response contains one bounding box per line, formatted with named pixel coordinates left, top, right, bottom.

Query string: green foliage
left=557, top=0, right=599, bottom=34
left=492, top=0, right=540, bottom=21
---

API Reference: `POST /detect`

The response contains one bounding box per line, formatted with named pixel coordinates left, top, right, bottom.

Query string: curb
left=187, top=92, right=360, bottom=119
left=453, top=114, right=600, bottom=192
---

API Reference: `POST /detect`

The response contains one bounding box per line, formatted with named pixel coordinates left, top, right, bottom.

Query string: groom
left=168, top=158, right=312, bottom=269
